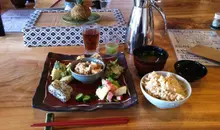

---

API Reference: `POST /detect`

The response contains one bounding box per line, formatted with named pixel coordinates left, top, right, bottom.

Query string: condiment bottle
left=211, top=13, right=220, bottom=30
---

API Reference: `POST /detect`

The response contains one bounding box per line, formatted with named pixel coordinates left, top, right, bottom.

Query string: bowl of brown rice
left=140, top=71, right=192, bottom=109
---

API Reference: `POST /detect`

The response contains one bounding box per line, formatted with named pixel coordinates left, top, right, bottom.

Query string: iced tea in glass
left=82, top=24, right=100, bottom=55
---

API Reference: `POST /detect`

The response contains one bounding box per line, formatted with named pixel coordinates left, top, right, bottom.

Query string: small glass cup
left=82, top=23, right=100, bottom=55
left=104, top=34, right=119, bottom=55
left=100, top=0, right=112, bottom=9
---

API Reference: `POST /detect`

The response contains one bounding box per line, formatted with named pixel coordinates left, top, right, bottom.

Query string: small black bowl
left=174, top=60, right=207, bottom=82
left=133, top=45, right=169, bottom=76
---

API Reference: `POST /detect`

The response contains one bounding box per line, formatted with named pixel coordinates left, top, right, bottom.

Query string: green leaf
left=54, top=61, right=66, bottom=71
left=83, top=95, right=91, bottom=103
left=75, top=93, right=84, bottom=101
left=54, top=61, right=61, bottom=69
left=107, top=77, right=120, bottom=87
left=113, top=98, right=119, bottom=102
left=109, top=73, right=117, bottom=79
left=110, top=59, right=118, bottom=65
left=60, top=71, right=67, bottom=77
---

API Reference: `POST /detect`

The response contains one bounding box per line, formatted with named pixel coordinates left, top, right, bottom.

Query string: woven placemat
left=2, top=9, right=35, bottom=32
left=35, top=12, right=117, bottom=27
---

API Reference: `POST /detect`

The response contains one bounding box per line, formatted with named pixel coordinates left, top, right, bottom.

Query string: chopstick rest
left=31, top=117, right=129, bottom=127
left=44, top=113, right=54, bottom=130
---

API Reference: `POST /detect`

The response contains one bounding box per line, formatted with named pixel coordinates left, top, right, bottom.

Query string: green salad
left=105, top=59, right=124, bottom=79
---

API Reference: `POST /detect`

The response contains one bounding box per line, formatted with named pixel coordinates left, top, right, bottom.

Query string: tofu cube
left=96, top=86, right=110, bottom=100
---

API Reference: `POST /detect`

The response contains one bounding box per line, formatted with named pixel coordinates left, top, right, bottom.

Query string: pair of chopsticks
left=31, top=117, right=129, bottom=127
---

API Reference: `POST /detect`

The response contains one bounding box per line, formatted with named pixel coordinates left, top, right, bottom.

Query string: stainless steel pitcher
left=126, top=0, right=167, bottom=54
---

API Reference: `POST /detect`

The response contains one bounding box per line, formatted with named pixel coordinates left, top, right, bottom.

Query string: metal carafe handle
left=146, top=0, right=167, bottom=45
left=151, top=1, right=167, bottom=33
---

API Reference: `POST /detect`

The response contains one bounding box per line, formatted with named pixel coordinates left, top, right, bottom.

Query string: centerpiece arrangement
left=70, top=0, right=91, bottom=20
left=62, top=0, right=102, bottom=25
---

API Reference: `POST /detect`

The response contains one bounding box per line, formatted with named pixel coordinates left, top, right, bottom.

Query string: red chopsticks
left=31, top=117, right=129, bottom=127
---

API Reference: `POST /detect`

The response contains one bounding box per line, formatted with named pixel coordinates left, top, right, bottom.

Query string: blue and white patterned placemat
left=2, top=9, right=35, bottom=32
left=23, top=9, right=127, bottom=47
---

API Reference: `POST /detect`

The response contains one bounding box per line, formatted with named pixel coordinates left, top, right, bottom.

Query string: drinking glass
left=104, top=33, right=119, bottom=55
left=82, top=24, right=100, bottom=55
left=100, top=0, right=112, bottom=9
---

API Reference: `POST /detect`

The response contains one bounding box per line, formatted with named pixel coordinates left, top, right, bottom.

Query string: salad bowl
left=70, top=58, right=105, bottom=84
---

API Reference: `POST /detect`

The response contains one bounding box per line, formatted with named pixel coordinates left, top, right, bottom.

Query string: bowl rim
left=174, top=60, right=208, bottom=79
left=133, top=45, right=169, bottom=64
left=70, top=57, right=105, bottom=77
left=140, top=71, right=192, bottom=103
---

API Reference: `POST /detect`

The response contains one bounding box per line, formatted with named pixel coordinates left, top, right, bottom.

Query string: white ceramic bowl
left=140, top=71, right=192, bottom=109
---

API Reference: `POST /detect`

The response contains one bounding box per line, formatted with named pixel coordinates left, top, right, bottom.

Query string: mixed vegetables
left=49, top=54, right=127, bottom=103
left=74, top=61, right=103, bottom=75
left=105, top=59, right=124, bottom=79
left=96, top=77, right=127, bottom=102
left=50, top=61, right=73, bottom=84
left=75, top=93, right=92, bottom=103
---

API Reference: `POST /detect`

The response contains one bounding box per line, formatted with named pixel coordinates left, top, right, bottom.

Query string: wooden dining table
left=1, top=0, right=220, bottom=130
